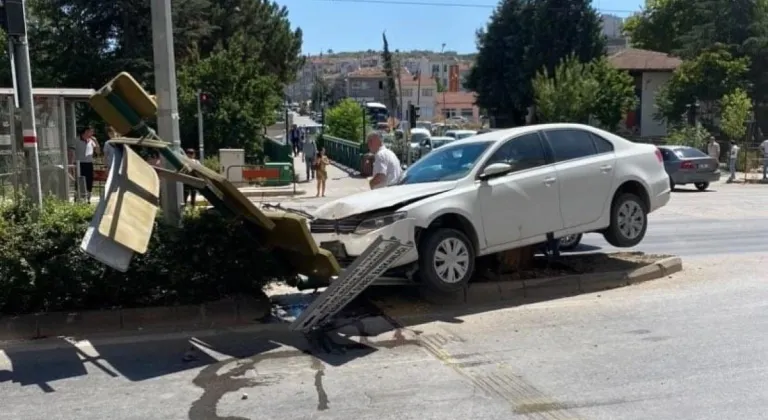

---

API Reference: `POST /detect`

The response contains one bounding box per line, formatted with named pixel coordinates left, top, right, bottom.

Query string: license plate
left=699, top=164, right=708, bottom=169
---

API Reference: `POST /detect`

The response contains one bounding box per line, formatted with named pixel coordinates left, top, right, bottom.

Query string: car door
left=542, top=129, right=617, bottom=229
left=478, top=132, right=562, bottom=248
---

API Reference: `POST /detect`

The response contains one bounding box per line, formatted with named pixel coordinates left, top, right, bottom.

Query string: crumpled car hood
left=312, top=181, right=457, bottom=220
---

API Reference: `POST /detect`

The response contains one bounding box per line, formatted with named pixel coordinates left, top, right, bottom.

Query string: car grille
left=309, top=216, right=364, bottom=234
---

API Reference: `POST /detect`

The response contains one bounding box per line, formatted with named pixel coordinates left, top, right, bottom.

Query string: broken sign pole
left=290, top=228, right=415, bottom=334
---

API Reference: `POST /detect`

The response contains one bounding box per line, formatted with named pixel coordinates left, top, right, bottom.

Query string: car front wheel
left=602, top=193, right=648, bottom=247
left=418, top=228, right=475, bottom=293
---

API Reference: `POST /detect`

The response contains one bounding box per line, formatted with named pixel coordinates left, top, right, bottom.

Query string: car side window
left=590, top=133, right=614, bottom=154
left=485, top=133, right=549, bottom=172
left=545, top=129, right=598, bottom=162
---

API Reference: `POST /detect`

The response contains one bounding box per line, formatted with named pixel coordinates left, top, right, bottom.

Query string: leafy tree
left=655, top=46, right=750, bottom=125
left=533, top=55, right=636, bottom=130
left=622, top=0, right=704, bottom=55
left=325, top=99, right=365, bottom=143
left=533, top=55, right=597, bottom=124
left=720, top=88, right=753, bottom=141
left=625, top=0, right=768, bottom=107
left=436, top=78, right=446, bottom=93
left=381, top=32, right=398, bottom=112
left=666, top=125, right=712, bottom=148
left=465, top=0, right=605, bottom=127
left=589, top=58, right=638, bottom=131
left=177, top=35, right=282, bottom=157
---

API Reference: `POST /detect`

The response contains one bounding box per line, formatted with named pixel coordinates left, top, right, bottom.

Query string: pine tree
left=381, top=32, right=399, bottom=113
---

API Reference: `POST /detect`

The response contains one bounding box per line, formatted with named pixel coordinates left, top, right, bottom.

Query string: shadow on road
left=0, top=252, right=657, bottom=398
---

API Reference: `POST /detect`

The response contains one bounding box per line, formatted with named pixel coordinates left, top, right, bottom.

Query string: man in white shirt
left=760, top=137, right=768, bottom=180
left=727, top=141, right=740, bottom=183
left=366, top=132, right=402, bottom=189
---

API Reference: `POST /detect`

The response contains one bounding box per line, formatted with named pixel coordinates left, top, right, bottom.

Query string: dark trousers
left=79, top=162, right=94, bottom=197
left=292, top=140, right=300, bottom=156
left=183, top=186, right=197, bottom=206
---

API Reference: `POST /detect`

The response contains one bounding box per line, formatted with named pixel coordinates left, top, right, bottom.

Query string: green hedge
left=0, top=199, right=290, bottom=315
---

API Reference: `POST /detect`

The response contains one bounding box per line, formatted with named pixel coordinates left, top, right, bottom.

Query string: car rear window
left=674, top=147, right=708, bottom=158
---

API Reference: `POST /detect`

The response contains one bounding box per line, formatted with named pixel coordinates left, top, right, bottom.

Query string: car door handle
left=543, top=177, right=556, bottom=185
left=600, top=165, right=613, bottom=173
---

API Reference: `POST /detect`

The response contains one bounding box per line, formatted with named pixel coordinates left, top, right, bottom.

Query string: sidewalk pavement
left=251, top=154, right=371, bottom=212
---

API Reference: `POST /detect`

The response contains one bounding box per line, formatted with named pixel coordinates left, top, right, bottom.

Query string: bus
left=365, top=102, right=389, bottom=124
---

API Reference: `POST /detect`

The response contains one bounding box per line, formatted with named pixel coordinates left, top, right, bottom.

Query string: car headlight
left=354, top=211, right=407, bottom=234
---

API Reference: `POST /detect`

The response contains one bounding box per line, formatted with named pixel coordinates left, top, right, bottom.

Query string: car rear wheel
left=603, top=193, right=648, bottom=247
left=418, top=228, right=475, bottom=293
left=558, top=233, right=583, bottom=251
left=695, top=182, right=709, bottom=191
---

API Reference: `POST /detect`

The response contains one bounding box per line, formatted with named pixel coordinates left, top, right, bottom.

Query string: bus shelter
left=0, top=88, right=94, bottom=201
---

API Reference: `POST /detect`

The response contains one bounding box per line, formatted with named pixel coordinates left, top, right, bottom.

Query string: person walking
left=70, top=126, right=100, bottom=202
left=314, top=148, right=330, bottom=197
left=727, top=140, right=740, bottom=183
left=290, top=124, right=301, bottom=156
left=707, top=136, right=720, bottom=162
left=366, top=132, right=402, bottom=190
left=183, top=148, right=200, bottom=207
left=302, top=134, right=317, bottom=181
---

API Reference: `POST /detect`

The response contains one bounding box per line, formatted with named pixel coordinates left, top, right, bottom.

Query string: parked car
left=418, top=136, right=456, bottom=158
left=309, top=123, right=671, bottom=293
left=445, top=129, right=478, bottom=140
left=658, top=145, right=721, bottom=191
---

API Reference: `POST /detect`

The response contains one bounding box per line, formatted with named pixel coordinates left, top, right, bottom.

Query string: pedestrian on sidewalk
left=183, top=148, right=200, bottom=207
left=366, top=132, right=402, bottom=189
left=303, top=134, right=317, bottom=181
left=70, top=126, right=100, bottom=202
left=707, top=136, right=720, bottom=162
left=290, top=124, right=301, bottom=156
left=314, top=148, right=330, bottom=197
left=727, top=140, right=740, bottom=183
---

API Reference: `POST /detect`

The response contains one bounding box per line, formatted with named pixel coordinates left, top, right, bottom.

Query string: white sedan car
left=310, top=123, right=671, bottom=293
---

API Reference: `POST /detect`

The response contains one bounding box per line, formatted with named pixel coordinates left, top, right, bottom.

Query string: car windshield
left=674, top=147, right=708, bottom=159
left=456, top=132, right=476, bottom=139
left=432, top=139, right=453, bottom=148
left=411, top=132, right=430, bottom=143
left=398, top=141, right=493, bottom=184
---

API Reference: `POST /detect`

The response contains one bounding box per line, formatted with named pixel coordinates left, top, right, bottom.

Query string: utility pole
left=196, top=89, right=204, bottom=160
left=3, top=0, right=42, bottom=208
left=151, top=0, right=182, bottom=224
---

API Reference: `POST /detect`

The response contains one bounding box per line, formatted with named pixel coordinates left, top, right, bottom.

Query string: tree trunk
left=497, top=245, right=536, bottom=273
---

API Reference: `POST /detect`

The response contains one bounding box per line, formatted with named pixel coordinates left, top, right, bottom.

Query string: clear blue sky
left=277, top=0, right=645, bottom=54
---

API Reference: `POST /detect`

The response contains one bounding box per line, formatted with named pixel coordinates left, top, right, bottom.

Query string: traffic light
left=408, top=104, right=420, bottom=128
left=198, top=91, right=215, bottom=109
left=1, top=0, right=27, bottom=36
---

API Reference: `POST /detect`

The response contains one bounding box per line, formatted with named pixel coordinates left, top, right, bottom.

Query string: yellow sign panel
left=97, top=146, right=160, bottom=254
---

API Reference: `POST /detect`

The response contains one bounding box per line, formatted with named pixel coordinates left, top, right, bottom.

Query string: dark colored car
left=658, top=145, right=721, bottom=191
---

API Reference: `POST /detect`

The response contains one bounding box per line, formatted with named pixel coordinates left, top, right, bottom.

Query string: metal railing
left=321, top=135, right=368, bottom=173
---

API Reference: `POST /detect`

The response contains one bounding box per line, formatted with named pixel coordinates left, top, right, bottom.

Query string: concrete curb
left=423, top=256, right=683, bottom=306
left=0, top=296, right=273, bottom=342
left=240, top=187, right=306, bottom=198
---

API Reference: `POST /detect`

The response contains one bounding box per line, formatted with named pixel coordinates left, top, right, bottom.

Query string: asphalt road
left=1, top=180, right=768, bottom=420
left=577, top=182, right=768, bottom=257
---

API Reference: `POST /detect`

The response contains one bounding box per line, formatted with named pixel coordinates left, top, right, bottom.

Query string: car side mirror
left=479, top=162, right=513, bottom=180
left=401, top=164, right=408, bottom=170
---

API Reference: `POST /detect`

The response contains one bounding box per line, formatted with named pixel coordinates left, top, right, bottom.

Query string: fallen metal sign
left=290, top=234, right=414, bottom=333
